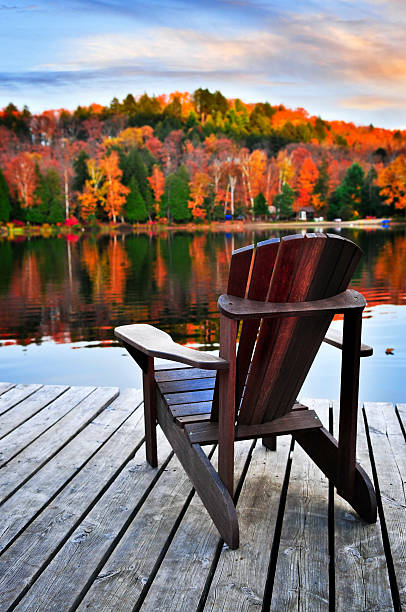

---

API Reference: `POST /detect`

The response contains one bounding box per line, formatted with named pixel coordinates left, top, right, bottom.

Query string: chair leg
left=262, top=435, right=277, bottom=451
left=294, top=427, right=377, bottom=523
left=143, top=358, right=157, bottom=468
left=156, top=391, right=239, bottom=548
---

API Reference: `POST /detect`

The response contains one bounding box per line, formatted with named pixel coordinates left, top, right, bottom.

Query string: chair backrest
left=222, top=233, right=362, bottom=426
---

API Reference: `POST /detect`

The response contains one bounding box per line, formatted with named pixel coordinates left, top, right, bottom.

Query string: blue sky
left=1, top=0, right=405, bottom=128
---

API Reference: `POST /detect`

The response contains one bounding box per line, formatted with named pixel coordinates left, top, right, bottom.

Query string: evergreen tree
left=161, top=165, right=191, bottom=222
left=26, top=167, right=64, bottom=224
left=253, top=192, right=269, bottom=218
left=125, top=176, right=148, bottom=222
left=0, top=167, right=11, bottom=222
left=329, top=163, right=365, bottom=220
left=72, top=150, right=90, bottom=192
left=274, top=183, right=294, bottom=219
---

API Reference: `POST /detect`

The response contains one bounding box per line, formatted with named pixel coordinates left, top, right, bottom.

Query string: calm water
left=0, top=226, right=405, bottom=403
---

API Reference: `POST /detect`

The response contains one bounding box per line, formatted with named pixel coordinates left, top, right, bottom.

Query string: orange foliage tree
left=99, top=151, right=130, bottom=222
left=6, top=152, right=39, bottom=208
left=188, top=171, right=210, bottom=219
left=294, top=156, right=319, bottom=212
left=376, top=155, right=406, bottom=211
left=147, top=165, right=165, bottom=215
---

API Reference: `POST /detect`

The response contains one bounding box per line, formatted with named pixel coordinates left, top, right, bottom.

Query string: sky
left=0, top=0, right=405, bottom=129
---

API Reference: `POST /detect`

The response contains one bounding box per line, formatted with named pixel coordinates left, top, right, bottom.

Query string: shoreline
left=0, top=217, right=402, bottom=239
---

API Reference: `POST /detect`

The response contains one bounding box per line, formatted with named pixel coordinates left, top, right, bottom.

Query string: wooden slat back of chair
left=223, top=233, right=362, bottom=426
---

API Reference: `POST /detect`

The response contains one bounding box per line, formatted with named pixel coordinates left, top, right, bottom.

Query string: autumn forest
left=0, top=88, right=406, bottom=226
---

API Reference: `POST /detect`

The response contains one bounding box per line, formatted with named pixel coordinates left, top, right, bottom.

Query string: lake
left=0, top=225, right=405, bottom=403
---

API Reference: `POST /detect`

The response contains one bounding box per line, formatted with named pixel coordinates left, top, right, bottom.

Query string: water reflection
left=1, top=228, right=405, bottom=347
left=0, top=227, right=405, bottom=401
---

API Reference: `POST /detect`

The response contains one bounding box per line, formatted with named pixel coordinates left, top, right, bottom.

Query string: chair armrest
left=218, top=289, right=365, bottom=320
left=323, top=328, right=373, bottom=357
left=115, top=324, right=229, bottom=370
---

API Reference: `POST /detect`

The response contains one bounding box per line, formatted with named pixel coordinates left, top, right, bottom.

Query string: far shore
left=1, top=217, right=402, bottom=239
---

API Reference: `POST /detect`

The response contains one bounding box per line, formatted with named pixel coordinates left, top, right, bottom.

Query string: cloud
left=340, top=95, right=404, bottom=110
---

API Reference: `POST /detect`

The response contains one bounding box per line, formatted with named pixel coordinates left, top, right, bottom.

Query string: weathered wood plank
left=14, top=432, right=172, bottom=612
left=155, top=368, right=215, bottom=383
left=158, top=376, right=215, bottom=395
left=203, top=437, right=291, bottom=611
left=333, top=400, right=392, bottom=611
left=0, top=386, right=72, bottom=463
left=77, top=449, right=204, bottom=612
left=364, top=402, right=406, bottom=609
left=0, top=386, right=117, bottom=504
left=0, top=385, right=68, bottom=440
left=140, top=440, right=253, bottom=612
left=0, top=400, right=160, bottom=611
left=270, top=399, right=329, bottom=611
left=0, top=382, right=15, bottom=396
left=396, top=403, right=406, bottom=435
left=0, top=388, right=143, bottom=553
left=0, top=383, right=43, bottom=417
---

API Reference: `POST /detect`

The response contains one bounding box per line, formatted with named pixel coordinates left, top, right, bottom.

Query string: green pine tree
left=161, top=165, right=191, bottom=222
left=72, top=150, right=90, bottom=192
left=274, top=183, right=294, bottom=219
left=253, top=192, right=269, bottom=218
left=125, top=176, right=148, bottom=222
left=0, top=167, right=11, bottom=222
left=328, top=163, right=365, bottom=220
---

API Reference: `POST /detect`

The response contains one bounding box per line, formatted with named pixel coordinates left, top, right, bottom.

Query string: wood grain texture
left=0, top=385, right=68, bottom=440
left=0, top=382, right=15, bottom=396
left=76, top=448, right=196, bottom=612
left=155, top=367, right=216, bottom=383
left=323, top=327, right=373, bottom=357
left=364, top=402, right=406, bottom=609
left=185, top=409, right=322, bottom=444
left=0, top=386, right=116, bottom=504
left=218, top=289, right=365, bottom=320
left=333, top=401, right=392, bottom=611
left=270, top=400, right=330, bottom=611
left=0, top=388, right=143, bottom=554
left=155, top=386, right=239, bottom=549
left=0, top=398, right=151, bottom=611
left=157, top=376, right=215, bottom=395
left=0, top=385, right=76, bottom=465
left=0, top=383, right=43, bottom=417
left=204, top=436, right=291, bottom=610
left=115, top=324, right=228, bottom=370
left=140, top=440, right=253, bottom=612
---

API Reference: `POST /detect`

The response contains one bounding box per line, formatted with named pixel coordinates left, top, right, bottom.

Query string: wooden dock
left=0, top=378, right=404, bottom=611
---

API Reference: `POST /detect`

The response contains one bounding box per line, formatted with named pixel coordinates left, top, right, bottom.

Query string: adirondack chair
left=115, top=233, right=377, bottom=549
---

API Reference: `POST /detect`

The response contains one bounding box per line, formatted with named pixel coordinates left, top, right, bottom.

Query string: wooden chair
left=115, top=233, right=377, bottom=549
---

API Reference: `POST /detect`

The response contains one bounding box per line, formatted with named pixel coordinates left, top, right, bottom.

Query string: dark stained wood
left=217, top=314, right=238, bottom=496
left=175, top=413, right=211, bottom=427
left=143, top=355, right=158, bottom=468
left=169, top=401, right=212, bottom=418
left=115, top=232, right=376, bottom=552
left=185, top=409, right=322, bottom=444
left=164, top=388, right=214, bottom=406
left=235, top=238, right=279, bottom=407
left=337, top=310, right=362, bottom=497
left=323, top=327, right=373, bottom=357
left=155, top=368, right=216, bottom=383
left=294, top=426, right=377, bottom=523
left=218, top=288, right=365, bottom=319
left=155, top=385, right=239, bottom=549
left=115, top=324, right=228, bottom=370
left=157, top=376, right=215, bottom=395
left=238, top=234, right=308, bottom=425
